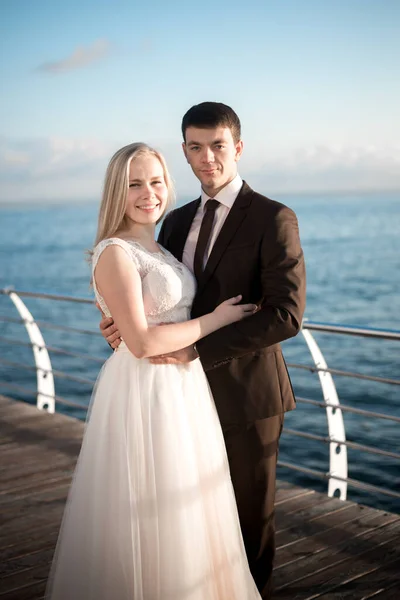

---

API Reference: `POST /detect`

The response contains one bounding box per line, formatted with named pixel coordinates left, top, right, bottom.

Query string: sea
left=1, top=192, right=399, bottom=513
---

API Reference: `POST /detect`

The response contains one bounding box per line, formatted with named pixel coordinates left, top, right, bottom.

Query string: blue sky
left=1, top=0, right=399, bottom=202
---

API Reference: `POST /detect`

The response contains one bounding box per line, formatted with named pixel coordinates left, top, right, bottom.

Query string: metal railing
left=1, top=286, right=399, bottom=504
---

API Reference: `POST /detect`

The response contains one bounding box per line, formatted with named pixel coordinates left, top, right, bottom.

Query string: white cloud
left=240, top=143, right=400, bottom=194
left=37, top=39, right=111, bottom=74
left=0, top=137, right=399, bottom=204
left=1, top=150, right=31, bottom=165
left=0, top=137, right=114, bottom=202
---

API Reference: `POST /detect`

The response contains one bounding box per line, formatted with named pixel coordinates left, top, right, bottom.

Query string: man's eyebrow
left=187, top=139, right=226, bottom=145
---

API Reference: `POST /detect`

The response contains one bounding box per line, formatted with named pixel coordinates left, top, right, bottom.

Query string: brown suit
left=158, top=181, right=306, bottom=597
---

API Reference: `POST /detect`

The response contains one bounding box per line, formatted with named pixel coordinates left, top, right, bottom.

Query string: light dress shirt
left=182, top=174, right=243, bottom=274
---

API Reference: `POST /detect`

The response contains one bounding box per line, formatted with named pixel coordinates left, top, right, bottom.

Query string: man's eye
left=215, top=145, right=225, bottom=149
left=190, top=146, right=200, bottom=151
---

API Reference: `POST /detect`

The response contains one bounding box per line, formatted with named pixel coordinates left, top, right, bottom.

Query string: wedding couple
left=46, top=102, right=306, bottom=599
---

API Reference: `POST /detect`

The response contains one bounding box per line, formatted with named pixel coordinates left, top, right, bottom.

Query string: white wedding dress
left=46, top=238, right=260, bottom=600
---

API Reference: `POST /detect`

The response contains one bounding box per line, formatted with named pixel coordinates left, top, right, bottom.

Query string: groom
left=101, top=102, right=306, bottom=598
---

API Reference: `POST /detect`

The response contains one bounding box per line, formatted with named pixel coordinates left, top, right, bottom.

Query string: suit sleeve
left=196, top=206, right=306, bottom=370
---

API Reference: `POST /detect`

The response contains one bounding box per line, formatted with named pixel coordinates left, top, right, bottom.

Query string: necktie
left=193, top=199, right=219, bottom=281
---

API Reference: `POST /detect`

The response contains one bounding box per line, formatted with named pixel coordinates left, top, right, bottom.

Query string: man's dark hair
left=181, top=102, right=241, bottom=143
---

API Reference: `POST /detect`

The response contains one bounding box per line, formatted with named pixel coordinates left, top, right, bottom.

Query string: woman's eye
left=152, top=181, right=162, bottom=185
left=129, top=183, right=139, bottom=188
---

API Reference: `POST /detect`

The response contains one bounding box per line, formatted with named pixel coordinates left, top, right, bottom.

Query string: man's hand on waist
left=97, top=302, right=122, bottom=350
left=148, top=344, right=199, bottom=365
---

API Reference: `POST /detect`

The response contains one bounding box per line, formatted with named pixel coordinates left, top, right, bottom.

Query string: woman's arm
left=95, top=245, right=254, bottom=359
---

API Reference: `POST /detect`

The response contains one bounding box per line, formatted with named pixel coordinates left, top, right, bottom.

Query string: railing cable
left=296, top=396, right=400, bottom=423
left=287, top=362, right=400, bottom=386
left=0, top=381, right=88, bottom=411
left=283, top=427, right=400, bottom=460
left=0, top=335, right=105, bottom=363
left=0, top=358, right=96, bottom=386
left=278, top=461, right=400, bottom=499
left=0, top=315, right=101, bottom=336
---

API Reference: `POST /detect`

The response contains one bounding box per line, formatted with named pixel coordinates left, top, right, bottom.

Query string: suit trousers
left=221, top=413, right=284, bottom=599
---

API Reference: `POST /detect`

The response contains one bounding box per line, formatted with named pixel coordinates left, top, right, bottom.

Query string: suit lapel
left=197, top=182, right=253, bottom=293
left=170, top=198, right=201, bottom=261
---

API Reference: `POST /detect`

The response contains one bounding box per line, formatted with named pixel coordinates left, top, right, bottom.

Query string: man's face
left=183, top=126, right=243, bottom=196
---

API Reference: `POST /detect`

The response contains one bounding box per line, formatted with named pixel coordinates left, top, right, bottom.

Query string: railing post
left=7, top=291, right=55, bottom=413
left=301, top=326, right=348, bottom=499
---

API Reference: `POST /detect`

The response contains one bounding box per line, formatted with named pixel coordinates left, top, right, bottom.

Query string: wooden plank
left=0, top=573, right=48, bottom=600
left=0, top=559, right=51, bottom=596
left=359, top=581, right=400, bottom=599
left=310, top=556, right=400, bottom=599
left=0, top=579, right=47, bottom=600
left=1, top=480, right=70, bottom=518
left=0, top=483, right=70, bottom=540
left=276, top=490, right=332, bottom=520
left=0, top=438, right=79, bottom=458
left=286, top=525, right=400, bottom=600
left=276, top=503, right=378, bottom=550
left=0, top=500, right=65, bottom=544
left=0, top=403, right=83, bottom=430
left=276, top=495, right=348, bottom=533
left=0, top=422, right=83, bottom=449
left=275, top=480, right=315, bottom=504
left=0, top=528, right=59, bottom=564
left=0, top=417, right=84, bottom=441
left=0, top=547, right=54, bottom=579
left=0, top=428, right=83, bottom=465
left=0, top=456, right=76, bottom=489
left=0, top=422, right=84, bottom=443
left=0, top=397, right=84, bottom=434
left=276, top=500, right=356, bottom=546
left=0, top=445, right=79, bottom=474
left=0, top=475, right=72, bottom=511
left=275, top=514, right=399, bottom=580
left=0, top=483, right=68, bottom=545
left=0, top=472, right=74, bottom=500
left=273, top=518, right=400, bottom=599
left=276, top=489, right=315, bottom=506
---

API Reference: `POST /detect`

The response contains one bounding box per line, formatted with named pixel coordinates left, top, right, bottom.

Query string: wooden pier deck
left=1, top=394, right=399, bottom=599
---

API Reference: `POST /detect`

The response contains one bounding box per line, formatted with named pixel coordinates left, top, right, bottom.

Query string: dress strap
left=91, top=238, right=140, bottom=317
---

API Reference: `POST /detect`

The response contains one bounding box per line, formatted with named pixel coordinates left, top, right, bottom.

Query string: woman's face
left=125, top=154, right=169, bottom=225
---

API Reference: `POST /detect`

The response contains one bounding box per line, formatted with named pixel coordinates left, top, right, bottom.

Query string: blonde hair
left=90, top=142, right=174, bottom=257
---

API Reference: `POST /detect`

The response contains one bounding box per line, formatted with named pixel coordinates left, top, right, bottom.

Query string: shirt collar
left=200, top=174, right=243, bottom=210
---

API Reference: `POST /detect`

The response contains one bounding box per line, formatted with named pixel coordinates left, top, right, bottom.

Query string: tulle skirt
left=46, top=344, right=260, bottom=599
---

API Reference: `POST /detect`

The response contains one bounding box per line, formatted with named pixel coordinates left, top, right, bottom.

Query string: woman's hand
left=213, top=295, right=257, bottom=328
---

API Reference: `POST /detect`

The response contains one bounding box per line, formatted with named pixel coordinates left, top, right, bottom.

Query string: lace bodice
left=92, top=238, right=196, bottom=325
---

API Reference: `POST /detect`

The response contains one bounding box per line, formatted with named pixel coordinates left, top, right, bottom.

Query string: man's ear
left=235, top=140, right=244, bottom=162
left=182, top=142, right=189, bottom=162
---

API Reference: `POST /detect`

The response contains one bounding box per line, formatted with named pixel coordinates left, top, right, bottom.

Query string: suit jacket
left=158, top=181, right=306, bottom=424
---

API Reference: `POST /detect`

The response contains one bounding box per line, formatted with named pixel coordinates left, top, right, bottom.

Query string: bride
left=46, top=142, right=261, bottom=600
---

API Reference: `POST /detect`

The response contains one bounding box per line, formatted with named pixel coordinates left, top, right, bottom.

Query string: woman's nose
left=143, top=183, right=154, bottom=196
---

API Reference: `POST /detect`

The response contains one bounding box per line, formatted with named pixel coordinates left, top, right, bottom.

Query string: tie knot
left=205, top=199, right=219, bottom=212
